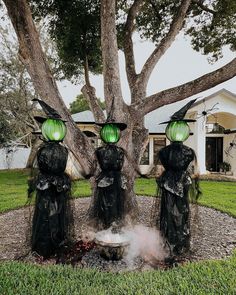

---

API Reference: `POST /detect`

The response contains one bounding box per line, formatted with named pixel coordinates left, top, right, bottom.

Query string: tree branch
left=101, top=0, right=127, bottom=121
left=137, top=58, right=236, bottom=115
left=81, top=85, right=105, bottom=123
left=81, top=56, right=105, bottom=123
left=3, top=0, right=94, bottom=174
left=192, top=0, right=215, bottom=14
left=123, top=0, right=144, bottom=90
left=136, top=0, right=192, bottom=92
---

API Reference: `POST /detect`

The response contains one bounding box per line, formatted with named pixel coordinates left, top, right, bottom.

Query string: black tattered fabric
left=157, top=142, right=195, bottom=256
left=93, top=144, right=127, bottom=229
left=31, top=142, right=74, bottom=258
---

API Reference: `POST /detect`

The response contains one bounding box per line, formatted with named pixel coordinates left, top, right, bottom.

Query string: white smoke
left=82, top=224, right=168, bottom=268
left=122, top=224, right=168, bottom=267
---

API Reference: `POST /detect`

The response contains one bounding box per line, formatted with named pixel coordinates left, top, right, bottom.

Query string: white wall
left=0, top=147, right=31, bottom=170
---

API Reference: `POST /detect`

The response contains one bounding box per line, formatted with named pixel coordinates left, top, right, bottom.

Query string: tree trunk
left=100, top=0, right=127, bottom=121
left=26, top=138, right=41, bottom=168
left=99, top=0, right=143, bottom=217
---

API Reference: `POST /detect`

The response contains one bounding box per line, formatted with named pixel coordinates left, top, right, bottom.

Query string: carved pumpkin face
left=42, top=118, right=67, bottom=141
left=166, top=121, right=190, bottom=142
left=100, top=124, right=120, bottom=143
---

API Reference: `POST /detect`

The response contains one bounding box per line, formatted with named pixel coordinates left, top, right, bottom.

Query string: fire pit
left=94, top=230, right=130, bottom=261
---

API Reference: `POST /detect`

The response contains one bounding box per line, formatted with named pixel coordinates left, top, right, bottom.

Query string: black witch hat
left=33, top=98, right=66, bottom=123
left=95, top=97, right=127, bottom=131
left=160, top=98, right=197, bottom=124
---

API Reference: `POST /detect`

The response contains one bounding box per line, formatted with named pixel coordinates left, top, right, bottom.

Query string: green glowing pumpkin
left=166, top=121, right=190, bottom=142
left=100, top=124, right=120, bottom=143
left=42, top=118, right=67, bottom=141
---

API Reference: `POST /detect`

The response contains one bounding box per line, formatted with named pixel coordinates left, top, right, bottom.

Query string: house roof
left=72, top=89, right=236, bottom=134
left=72, top=110, right=97, bottom=123
left=192, top=88, right=236, bottom=108
left=71, top=102, right=192, bottom=133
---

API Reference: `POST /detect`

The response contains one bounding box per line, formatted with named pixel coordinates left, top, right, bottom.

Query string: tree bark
left=123, top=0, right=144, bottom=88
left=3, top=0, right=94, bottom=174
left=100, top=0, right=127, bottom=122
left=26, top=137, right=41, bottom=168
left=123, top=0, right=145, bottom=103
left=100, top=0, right=141, bottom=216
left=81, top=84, right=105, bottom=123
left=81, top=57, right=105, bottom=123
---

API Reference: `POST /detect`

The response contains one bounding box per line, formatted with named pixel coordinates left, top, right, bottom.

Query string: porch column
left=149, top=137, right=154, bottom=166
left=194, top=116, right=206, bottom=174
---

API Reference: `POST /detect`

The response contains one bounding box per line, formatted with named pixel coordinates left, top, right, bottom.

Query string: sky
left=57, top=33, right=236, bottom=107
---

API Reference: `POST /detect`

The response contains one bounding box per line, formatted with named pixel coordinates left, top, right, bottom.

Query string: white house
left=2, top=88, right=236, bottom=177
left=72, top=89, right=236, bottom=177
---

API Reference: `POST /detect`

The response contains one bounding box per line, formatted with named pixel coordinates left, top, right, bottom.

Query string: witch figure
left=156, top=99, right=200, bottom=257
left=88, top=111, right=129, bottom=230
left=28, top=99, right=74, bottom=259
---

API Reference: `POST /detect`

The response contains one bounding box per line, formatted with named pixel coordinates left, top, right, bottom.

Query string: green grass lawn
left=0, top=169, right=92, bottom=213
left=0, top=169, right=236, bottom=216
left=0, top=169, right=31, bottom=213
left=198, top=181, right=236, bottom=217
left=0, top=252, right=236, bottom=295
left=134, top=177, right=236, bottom=217
left=0, top=169, right=236, bottom=294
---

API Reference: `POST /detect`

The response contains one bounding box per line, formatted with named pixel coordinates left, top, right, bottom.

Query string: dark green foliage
left=136, top=0, right=182, bottom=44
left=69, top=94, right=105, bottom=114
left=69, top=94, right=90, bottom=114
left=135, top=0, right=236, bottom=61
left=187, top=0, right=236, bottom=61
left=31, top=0, right=101, bottom=81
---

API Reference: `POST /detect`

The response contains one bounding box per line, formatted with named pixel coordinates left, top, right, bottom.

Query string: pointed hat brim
left=95, top=121, right=127, bottom=131
left=34, top=116, right=67, bottom=124
left=159, top=118, right=196, bottom=125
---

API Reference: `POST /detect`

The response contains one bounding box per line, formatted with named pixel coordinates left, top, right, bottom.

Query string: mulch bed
left=0, top=196, right=235, bottom=271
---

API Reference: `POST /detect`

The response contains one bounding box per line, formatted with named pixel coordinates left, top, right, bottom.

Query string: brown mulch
left=0, top=196, right=235, bottom=264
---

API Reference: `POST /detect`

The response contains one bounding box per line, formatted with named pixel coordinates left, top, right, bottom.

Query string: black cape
left=157, top=142, right=195, bottom=255
left=30, top=142, right=74, bottom=258
left=92, top=144, right=127, bottom=229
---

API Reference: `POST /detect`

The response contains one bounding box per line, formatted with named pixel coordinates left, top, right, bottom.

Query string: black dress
left=157, top=142, right=195, bottom=255
left=31, top=142, right=73, bottom=258
left=93, top=144, right=126, bottom=229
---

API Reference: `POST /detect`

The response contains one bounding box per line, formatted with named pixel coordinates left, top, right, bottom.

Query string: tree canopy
left=31, top=0, right=102, bottom=81
left=69, top=94, right=105, bottom=114
left=30, top=0, right=236, bottom=81
left=0, top=23, right=36, bottom=145
left=0, top=11, right=60, bottom=146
